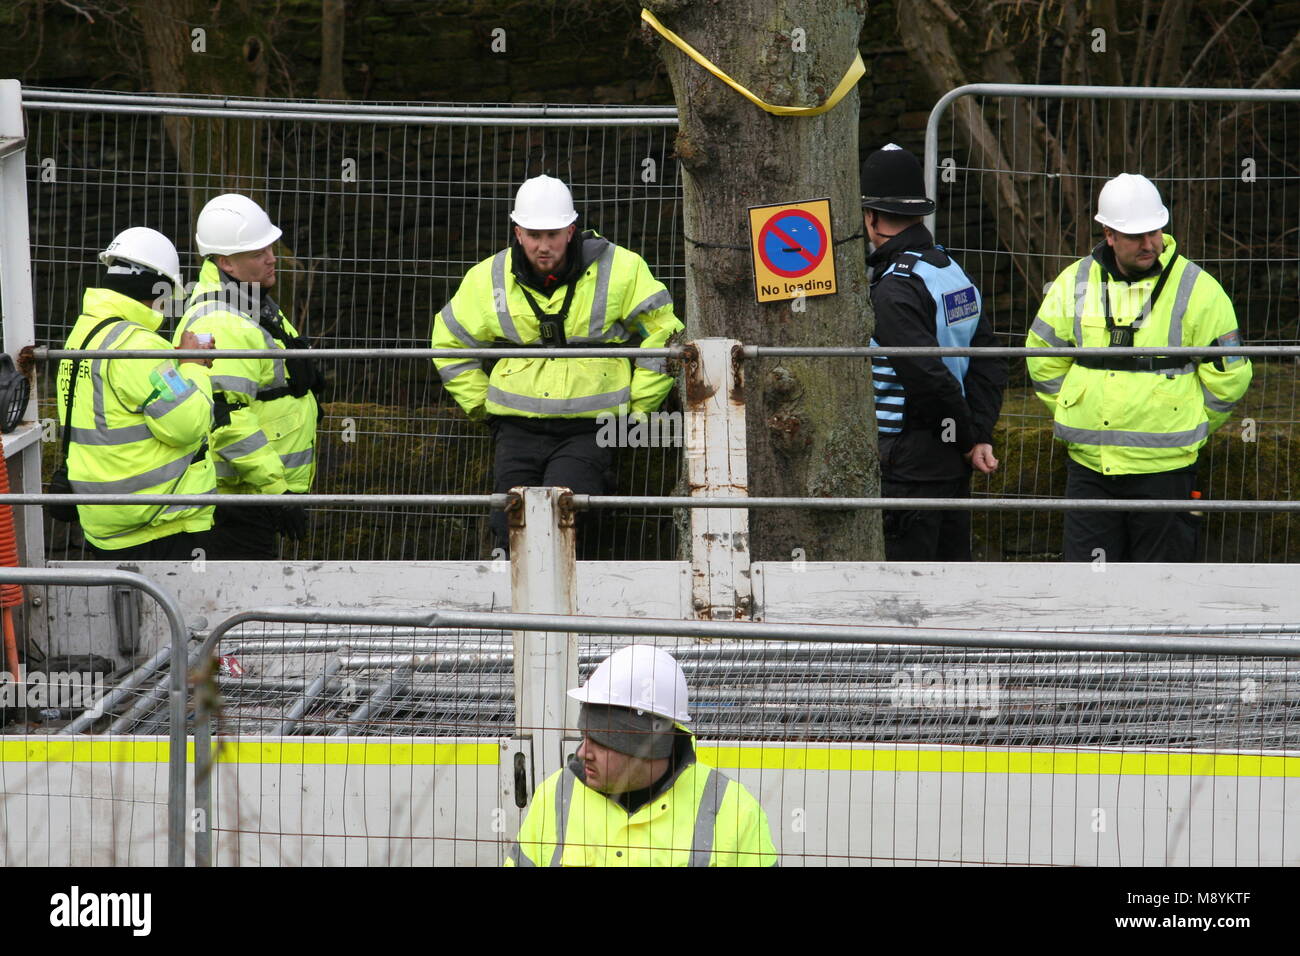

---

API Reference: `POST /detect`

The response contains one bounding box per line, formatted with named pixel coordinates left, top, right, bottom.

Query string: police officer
left=863, top=144, right=1007, bottom=561
left=176, top=194, right=323, bottom=559
left=506, top=645, right=778, bottom=867
left=58, top=228, right=216, bottom=558
left=432, top=175, right=683, bottom=557
left=1027, top=173, right=1252, bottom=562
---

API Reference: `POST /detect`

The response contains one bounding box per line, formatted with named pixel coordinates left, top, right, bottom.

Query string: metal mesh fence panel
left=929, top=91, right=1300, bottom=561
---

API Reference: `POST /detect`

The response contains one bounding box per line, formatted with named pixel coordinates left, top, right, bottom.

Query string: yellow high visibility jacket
left=431, top=233, right=683, bottom=420
left=58, top=288, right=216, bottom=550
left=175, top=259, right=319, bottom=495
left=506, top=751, right=778, bottom=867
left=1026, top=236, right=1252, bottom=475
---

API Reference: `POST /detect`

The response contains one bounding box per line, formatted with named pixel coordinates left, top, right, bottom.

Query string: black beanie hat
left=101, top=261, right=171, bottom=303
left=860, top=143, right=936, bottom=216
left=579, top=702, right=676, bottom=759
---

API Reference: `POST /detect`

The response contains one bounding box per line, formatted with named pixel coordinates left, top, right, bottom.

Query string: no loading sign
left=748, top=198, right=838, bottom=303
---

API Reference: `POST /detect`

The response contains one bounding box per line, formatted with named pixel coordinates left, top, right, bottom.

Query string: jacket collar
left=1093, top=233, right=1178, bottom=282
left=867, top=221, right=935, bottom=271
left=197, top=257, right=280, bottom=323
left=510, top=229, right=610, bottom=294
left=81, top=287, right=163, bottom=334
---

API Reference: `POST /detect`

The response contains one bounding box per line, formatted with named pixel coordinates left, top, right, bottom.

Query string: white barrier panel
left=3, top=736, right=1297, bottom=866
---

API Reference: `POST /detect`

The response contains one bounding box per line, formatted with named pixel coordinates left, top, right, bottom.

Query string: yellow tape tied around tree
left=641, top=8, right=864, bottom=117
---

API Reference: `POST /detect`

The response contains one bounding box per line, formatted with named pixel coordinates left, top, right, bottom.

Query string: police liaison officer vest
left=871, top=250, right=982, bottom=434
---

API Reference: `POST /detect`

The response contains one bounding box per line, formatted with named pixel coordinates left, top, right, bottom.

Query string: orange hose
left=0, top=433, right=25, bottom=680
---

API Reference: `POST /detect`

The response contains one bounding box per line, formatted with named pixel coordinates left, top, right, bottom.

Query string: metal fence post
left=507, top=487, right=580, bottom=805
left=683, top=338, right=751, bottom=621
left=0, top=80, right=45, bottom=577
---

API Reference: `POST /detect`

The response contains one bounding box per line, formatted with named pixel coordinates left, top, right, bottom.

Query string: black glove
left=272, top=495, right=309, bottom=540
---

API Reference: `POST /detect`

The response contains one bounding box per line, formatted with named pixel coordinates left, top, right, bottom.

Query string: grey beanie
left=579, top=702, right=676, bottom=759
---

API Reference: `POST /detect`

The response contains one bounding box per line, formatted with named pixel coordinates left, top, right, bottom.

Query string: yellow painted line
left=698, top=746, right=1300, bottom=778
left=4, top=739, right=1294, bottom=776
left=0, top=739, right=498, bottom=766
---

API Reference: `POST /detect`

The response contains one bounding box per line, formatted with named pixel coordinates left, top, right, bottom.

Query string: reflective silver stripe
left=689, top=768, right=728, bottom=867
left=217, top=431, right=269, bottom=461
left=569, top=322, right=629, bottom=345
left=70, top=423, right=153, bottom=446
left=436, top=359, right=482, bottom=384
left=1030, top=374, right=1065, bottom=395
left=280, top=448, right=315, bottom=469
left=69, top=447, right=197, bottom=494
left=1054, top=422, right=1209, bottom=447
left=439, top=303, right=486, bottom=348
left=178, top=298, right=250, bottom=336
left=506, top=842, right=535, bottom=867
left=549, top=771, right=577, bottom=867
left=1202, top=384, right=1238, bottom=413
left=1166, top=260, right=1202, bottom=348
left=91, top=322, right=135, bottom=433
left=487, top=386, right=631, bottom=415
left=625, top=289, right=672, bottom=329
left=212, top=374, right=261, bottom=397
left=491, top=251, right=521, bottom=343
left=586, top=243, right=617, bottom=339
left=215, top=460, right=237, bottom=478
left=163, top=484, right=218, bottom=514
left=635, top=356, right=667, bottom=375
left=1030, top=317, right=1070, bottom=349
left=1072, top=256, right=1094, bottom=348
left=145, top=380, right=208, bottom=420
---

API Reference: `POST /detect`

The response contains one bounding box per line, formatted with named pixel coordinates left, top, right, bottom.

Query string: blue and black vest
left=871, top=249, right=982, bottom=434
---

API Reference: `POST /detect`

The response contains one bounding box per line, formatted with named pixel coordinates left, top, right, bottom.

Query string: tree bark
left=318, top=0, right=349, bottom=100
left=644, top=0, right=880, bottom=562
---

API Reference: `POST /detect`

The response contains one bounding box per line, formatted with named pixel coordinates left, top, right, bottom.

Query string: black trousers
left=1062, top=459, right=1199, bottom=562
left=489, top=417, right=614, bottom=559
left=882, top=475, right=972, bottom=561
left=90, top=530, right=209, bottom=562
left=192, top=504, right=280, bottom=560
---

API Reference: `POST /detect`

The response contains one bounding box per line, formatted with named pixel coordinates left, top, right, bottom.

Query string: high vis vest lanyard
left=1077, top=254, right=1188, bottom=372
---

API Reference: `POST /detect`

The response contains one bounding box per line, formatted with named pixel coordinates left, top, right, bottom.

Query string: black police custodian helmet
left=860, top=143, right=936, bottom=216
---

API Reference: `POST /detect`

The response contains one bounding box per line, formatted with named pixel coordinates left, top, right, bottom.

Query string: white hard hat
left=567, top=644, right=691, bottom=723
left=98, top=226, right=183, bottom=291
left=510, top=174, right=578, bottom=230
left=1094, top=173, right=1169, bottom=234
left=195, top=193, right=283, bottom=257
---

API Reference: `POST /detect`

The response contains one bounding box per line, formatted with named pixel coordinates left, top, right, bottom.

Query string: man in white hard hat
left=56, top=227, right=217, bottom=558
left=861, top=144, right=1007, bottom=560
left=506, top=644, right=778, bottom=867
left=431, top=174, right=683, bottom=558
left=1026, top=173, right=1252, bottom=561
left=175, top=194, right=324, bottom=559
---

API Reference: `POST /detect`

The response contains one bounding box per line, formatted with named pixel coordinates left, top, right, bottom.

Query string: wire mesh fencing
left=928, top=88, right=1300, bottom=561
left=25, top=92, right=684, bottom=562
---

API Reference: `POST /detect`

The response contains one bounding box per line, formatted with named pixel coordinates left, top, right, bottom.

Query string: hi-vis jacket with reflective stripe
left=431, top=234, right=683, bottom=419
left=58, top=288, right=216, bottom=550
left=506, top=750, right=778, bottom=867
left=1026, top=236, right=1251, bottom=475
left=176, top=259, right=319, bottom=495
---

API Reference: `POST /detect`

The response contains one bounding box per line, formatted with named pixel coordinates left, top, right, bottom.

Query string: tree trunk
left=644, top=0, right=880, bottom=563
left=132, top=1, right=304, bottom=310
left=318, top=0, right=349, bottom=100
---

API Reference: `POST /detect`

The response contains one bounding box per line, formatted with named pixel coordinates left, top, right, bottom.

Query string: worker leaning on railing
left=174, top=194, right=324, bottom=560
left=55, top=227, right=217, bottom=559
left=506, top=645, right=778, bottom=867
left=431, top=174, right=683, bottom=559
